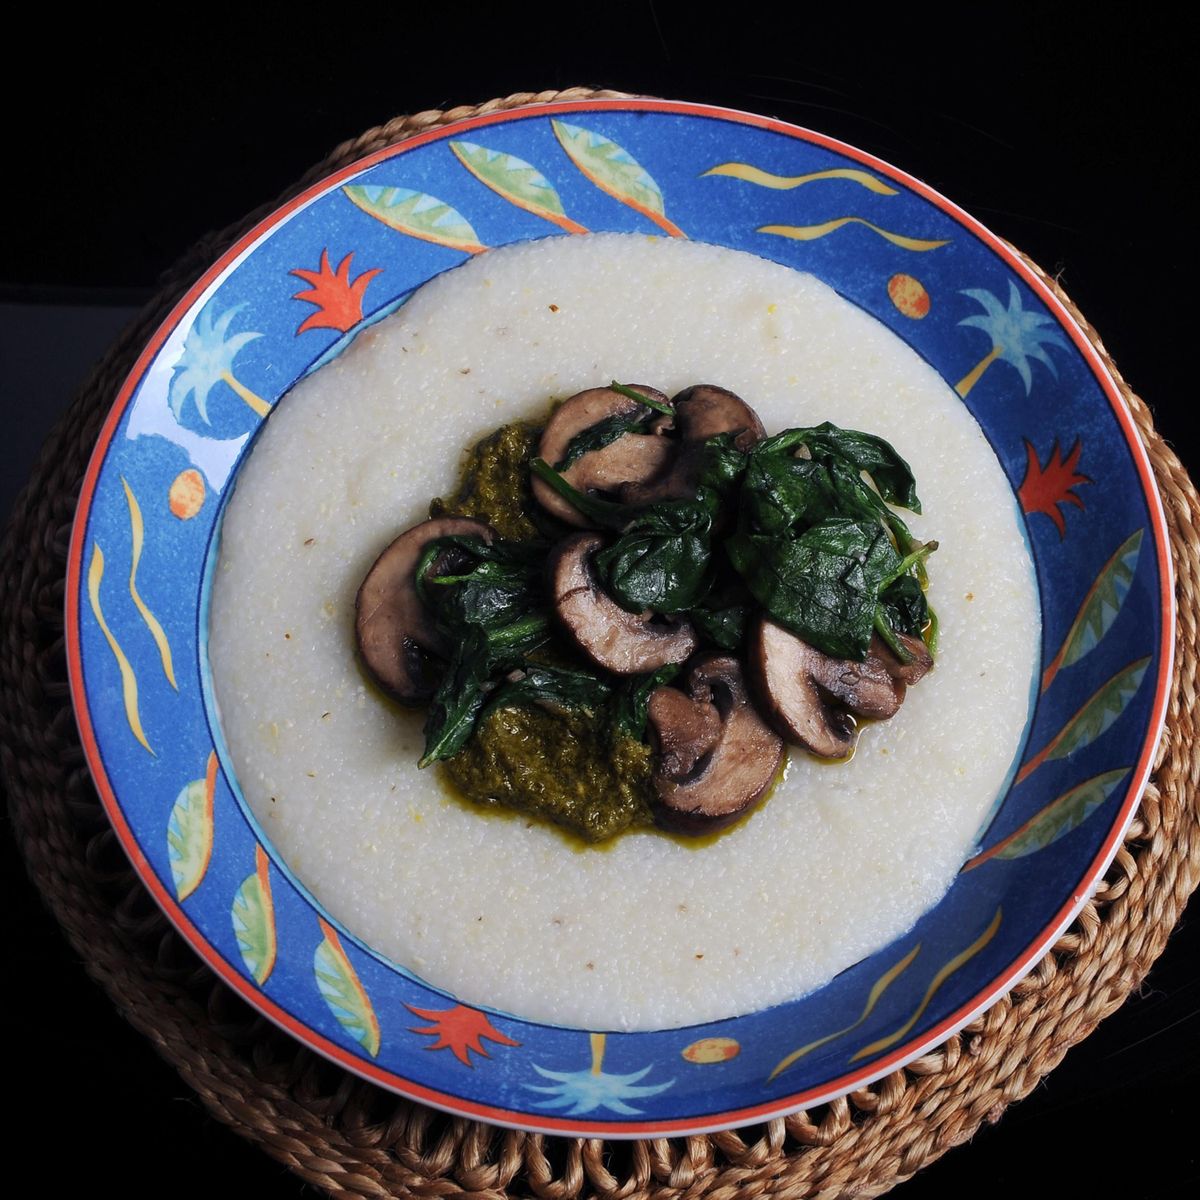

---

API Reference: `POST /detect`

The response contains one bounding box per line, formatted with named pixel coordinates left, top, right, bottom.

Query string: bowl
left=66, top=98, right=1172, bottom=1136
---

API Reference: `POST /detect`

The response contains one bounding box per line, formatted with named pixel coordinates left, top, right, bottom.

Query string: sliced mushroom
left=648, top=655, right=783, bottom=834
left=872, top=632, right=935, bottom=686
left=355, top=516, right=493, bottom=703
left=749, top=618, right=921, bottom=758
left=532, top=384, right=673, bottom=526
left=548, top=532, right=697, bottom=674
left=646, top=685, right=723, bottom=779
left=619, top=384, right=767, bottom=507
left=669, top=384, right=767, bottom=449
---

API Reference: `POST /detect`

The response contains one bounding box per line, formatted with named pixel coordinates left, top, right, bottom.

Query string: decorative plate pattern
left=66, top=99, right=1172, bottom=1137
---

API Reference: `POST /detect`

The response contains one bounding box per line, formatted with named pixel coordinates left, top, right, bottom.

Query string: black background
left=4, top=7, right=1195, bottom=1196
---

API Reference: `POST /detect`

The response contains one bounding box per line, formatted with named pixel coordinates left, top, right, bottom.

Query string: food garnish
left=356, top=383, right=936, bottom=841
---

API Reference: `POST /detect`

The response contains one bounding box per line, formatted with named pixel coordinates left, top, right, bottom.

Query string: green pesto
left=441, top=704, right=657, bottom=843
left=432, top=421, right=543, bottom=542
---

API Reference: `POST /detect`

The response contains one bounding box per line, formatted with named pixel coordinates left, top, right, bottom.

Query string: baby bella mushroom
left=620, top=384, right=768, bottom=507
left=531, top=384, right=674, bottom=527
left=647, top=654, right=783, bottom=834
left=548, top=532, right=697, bottom=675
left=748, top=617, right=933, bottom=759
left=355, top=516, right=494, bottom=703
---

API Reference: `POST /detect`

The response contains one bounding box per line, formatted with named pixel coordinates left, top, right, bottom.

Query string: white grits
left=208, top=234, right=1039, bottom=1031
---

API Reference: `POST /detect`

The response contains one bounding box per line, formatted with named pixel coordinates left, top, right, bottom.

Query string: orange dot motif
left=887, top=273, right=930, bottom=319
left=169, top=469, right=206, bottom=520
left=682, top=1036, right=740, bottom=1064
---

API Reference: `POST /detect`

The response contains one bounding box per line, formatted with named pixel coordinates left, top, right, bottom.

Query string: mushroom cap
left=620, top=384, right=767, bottom=507
left=532, top=384, right=672, bottom=527
left=748, top=617, right=905, bottom=758
left=648, top=655, right=783, bottom=835
left=671, top=384, right=767, bottom=450
left=548, top=532, right=697, bottom=675
left=355, top=516, right=493, bottom=704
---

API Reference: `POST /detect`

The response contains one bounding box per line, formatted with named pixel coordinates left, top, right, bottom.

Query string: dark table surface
left=4, top=11, right=1196, bottom=1197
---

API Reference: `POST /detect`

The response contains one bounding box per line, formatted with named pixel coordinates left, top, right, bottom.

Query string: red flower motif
left=406, top=1002, right=520, bottom=1066
left=1018, top=438, right=1091, bottom=537
left=291, top=249, right=381, bottom=335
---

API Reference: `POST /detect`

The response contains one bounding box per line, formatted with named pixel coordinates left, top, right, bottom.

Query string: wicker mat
left=3, top=90, right=1198, bottom=1199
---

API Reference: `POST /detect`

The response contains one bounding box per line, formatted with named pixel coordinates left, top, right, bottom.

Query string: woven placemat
left=3, top=89, right=1198, bottom=1199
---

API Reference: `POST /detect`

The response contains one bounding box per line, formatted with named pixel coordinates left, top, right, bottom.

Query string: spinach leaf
left=594, top=502, right=715, bottom=614
left=420, top=536, right=544, bottom=631
left=726, top=518, right=903, bottom=660
left=415, top=537, right=555, bottom=765
left=741, top=452, right=847, bottom=533
left=419, top=629, right=492, bottom=767
left=555, top=406, right=659, bottom=470
left=530, top=457, right=632, bottom=530
left=609, top=380, right=674, bottom=414
left=419, top=612, right=554, bottom=766
left=690, top=603, right=749, bottom=651
left=878, top=573, right=929, bottom=636
left=485, top=663, right=613, bottom=717
left=758, top=424, right=921, bottom=513
left=693, top=433, right=749, bottom=511
left=485, top=612, right=552, bottom=657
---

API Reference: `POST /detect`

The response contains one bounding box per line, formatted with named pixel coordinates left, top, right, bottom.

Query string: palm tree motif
left=526, top=1033, right=673, bottom=1116
left=168, top=302, right=270, bottom=423
left=955, top=281, right=1069, bottom=398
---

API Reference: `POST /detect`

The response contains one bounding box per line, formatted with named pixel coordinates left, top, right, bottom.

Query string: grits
left=208, top=234, right=1039, bottom=1031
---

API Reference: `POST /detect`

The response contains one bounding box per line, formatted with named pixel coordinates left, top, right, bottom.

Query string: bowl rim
left=64, top=96, right=1175, bottom=1137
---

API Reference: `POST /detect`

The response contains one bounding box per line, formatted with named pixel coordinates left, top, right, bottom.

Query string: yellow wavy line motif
left=758, top=218, right=950, bottom=252
left=87, top=543, right=152, bottom=754
left=768, top=944, right=921, bottom=1080
left=704, top=162, right=899, bottom=195
left=849, top=907, right=1002, bottom=1063
left=122, top=478, right=177, bottom=690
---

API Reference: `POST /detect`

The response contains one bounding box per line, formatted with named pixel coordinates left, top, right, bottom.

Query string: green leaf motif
left=1047, top=531, right=1143, bottom=686
left=343, top=184, right=486, bottom=254
left=450, top=140, right=585, bottom=233
left=551, top=120, right=684, bottom=236
left=232, top=846, right=277, bottom=986
left=314, top=920, right=381, bottom=1057
left=995, top=769, right=1131, bottom=860
left=166, top=763, right=215, bottom=902
left=1018, top=657, right=1151, bottom=783
left=1047, top=658, right=1150, bottom=761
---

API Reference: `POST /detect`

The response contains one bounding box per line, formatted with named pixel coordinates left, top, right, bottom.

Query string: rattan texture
left=3, top=89, right=1198, bottom=1200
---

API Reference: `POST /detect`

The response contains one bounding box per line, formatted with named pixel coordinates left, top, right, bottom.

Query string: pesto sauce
left=432, top=421, right=544, bottom=542
left=430, top=417, right=657, bottom=843
left=441, top=705, right=656, bottom=843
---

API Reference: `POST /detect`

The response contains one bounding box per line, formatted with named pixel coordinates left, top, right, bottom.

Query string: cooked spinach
left=410, top=408, right=935, bottom=775
left=529, top=456, right=632, bottom=530
left=609, top=379, right=674, bottom=414
left=484, top=663, right=613, bottom=718
left=416, top=536, right=552, bottom=766
left=594, top=503, right=715, bottom=614
left=419, top=628, right=492, bottom=767
left=690, top=602, right=749, bottom=651
left=727, top=425, right=935, bottom=658
left=537, top=413, right=934, bottom=663
left=758, top=424, right=921, bottom=511
left=556, top=405, right=661, bottom=470
left=727, top=519, right=905, bottom=660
